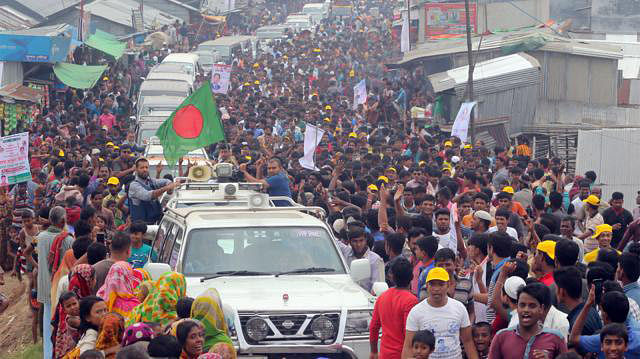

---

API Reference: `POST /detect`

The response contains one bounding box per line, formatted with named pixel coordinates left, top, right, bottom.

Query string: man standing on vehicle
left=128, top=157, right=180, bottom=224
left=239, top=157, right=292, bottom=206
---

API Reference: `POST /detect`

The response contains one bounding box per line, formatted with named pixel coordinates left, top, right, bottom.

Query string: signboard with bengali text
left=425, top=3, right=477, bottom=37
left=0, top=132, right=32, bottom=185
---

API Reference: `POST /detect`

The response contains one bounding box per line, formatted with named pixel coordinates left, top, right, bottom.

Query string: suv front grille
left=238, top=312, right=340, bottom=343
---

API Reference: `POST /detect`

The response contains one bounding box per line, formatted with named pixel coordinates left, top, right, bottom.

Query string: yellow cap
left=349, top=69, right=355, bottom=77
left=324, top=117, right=331, bottom=122
left=537, top=240, right=556, bottom=260
left=426, top=267, right=450, bottom=283
left=313, top=48, right=321, bottom=53
left=98, top=157, right=104, bottom=162
left=283, top=55, right=288, bottom=59
left=243, top=82, right=251, bottom=86
left=107, top=177, right=120, bottom=186
left=444, top=141, right=453, bottom=147
left=253, top=63, right=260, bottom=68
left=113, top=146, right=120, bottom=150
left=325, top=105, right=332, bottom=110
left=464, top=144, right=472, bottom=149
left=245, top=155, right=252, bottom=161
left=348, top=132, right=357, bottom=138
left=377, top=175, right=389, bottom=183
left=592, top=224, right=613, bottom=239
left=441, top=166, right=452, bottom=172
left=502, top=186, right=515, bottom=195
left=102, top=76, right=109, bottom=81
left=106, top=142, right=114, bottom=147
left=254, top=80, right=260, bottom=85
left=367, top=184, right=378, bottom=192
left=386, top=167, right=397, bottom=173
left=419, top=161, right=426, bottom=166
left=583, top=195, right=600, bottom=206
left=58, top=150, right=65, bottom=157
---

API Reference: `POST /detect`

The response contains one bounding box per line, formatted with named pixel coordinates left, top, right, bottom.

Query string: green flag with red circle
left=155, top=84, right=225, bottom=166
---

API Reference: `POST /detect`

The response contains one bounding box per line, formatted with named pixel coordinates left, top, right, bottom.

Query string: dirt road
left=0, top=275, right=37, bottom=357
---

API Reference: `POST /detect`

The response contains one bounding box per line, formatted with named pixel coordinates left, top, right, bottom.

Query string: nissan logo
left=282, top=320, right=295, bottom=329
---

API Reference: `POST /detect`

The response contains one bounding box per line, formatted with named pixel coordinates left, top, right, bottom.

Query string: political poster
left=425, top=3, right=477, bottom=37
left=353, top=79, right=367, bottom=109
left=210, top=63, right=232, bottom=94
left=451, top=102, right=476, bottom=143
left=0, top=132, right=32, bottom=186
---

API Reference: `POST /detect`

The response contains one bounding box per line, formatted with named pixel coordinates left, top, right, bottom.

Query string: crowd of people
left=2, top=0, right=640, bottom=359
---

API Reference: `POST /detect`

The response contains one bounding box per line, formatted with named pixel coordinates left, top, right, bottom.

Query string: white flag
left=353, top=79, right=367, bottom=110
left=299, top=124, right=325, bottom=171
left=451, top=102, right=477, bottom=143
left=401, top=11, right=410, bottom=53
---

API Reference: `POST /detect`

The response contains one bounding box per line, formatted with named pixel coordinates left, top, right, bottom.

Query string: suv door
left=151, top=220, right=173, bottom=263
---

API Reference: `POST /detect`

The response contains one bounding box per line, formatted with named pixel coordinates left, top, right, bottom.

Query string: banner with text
left=425, top=3, right=477, bottom=37
left=353, top=79, right=367, bottom=109
left=0, top=132, right=32, bottom=186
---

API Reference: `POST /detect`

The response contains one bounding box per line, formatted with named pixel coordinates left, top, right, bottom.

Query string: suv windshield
left=182, top=227, right=346, bottom=276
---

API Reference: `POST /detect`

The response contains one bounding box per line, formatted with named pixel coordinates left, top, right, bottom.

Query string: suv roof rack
left=173, top=181, right=264, bottom=192
left=165, top=200, right=326, bottom=221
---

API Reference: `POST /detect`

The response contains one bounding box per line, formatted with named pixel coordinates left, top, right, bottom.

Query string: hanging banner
left=0, top=132, right=32, bottom=185
left=353, top=79, right=367, bottom=110
left=211, top=63, right=232, bottom=94
left=425, top=3, right=477, bottom=37
left=299, top=123, right=325, bottom=171
left=451, top=101, right=476, bottom=143
left=401, top=10, right=410, bottom=53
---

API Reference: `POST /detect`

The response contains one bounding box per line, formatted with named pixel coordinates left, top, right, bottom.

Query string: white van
left=302, top=3, right=328, bottom=24
left=285, top=14, right=315, bottom=32
left=196, top=36, right=254, bottom=64
left=162, top=53, right=201, bottom=81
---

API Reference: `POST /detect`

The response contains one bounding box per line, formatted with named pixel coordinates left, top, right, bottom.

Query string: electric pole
left=464, top=0, right=475, bottom=144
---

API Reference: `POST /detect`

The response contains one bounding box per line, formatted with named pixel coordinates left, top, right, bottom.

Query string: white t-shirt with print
left=406, top=298, right=471, bottom=359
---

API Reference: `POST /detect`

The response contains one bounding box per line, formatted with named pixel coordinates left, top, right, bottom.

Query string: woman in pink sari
left=97, top=261, right=140, bottom=318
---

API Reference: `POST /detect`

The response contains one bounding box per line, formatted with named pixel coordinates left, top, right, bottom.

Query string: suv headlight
left=246, top=317, right=269, bottom=342
left=310, top=315, right=336, bottom=341
left=345, top=310, right=372, bottom=336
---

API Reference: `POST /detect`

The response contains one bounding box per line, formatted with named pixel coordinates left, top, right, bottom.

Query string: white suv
left=144, top=191, right=385, bottom=358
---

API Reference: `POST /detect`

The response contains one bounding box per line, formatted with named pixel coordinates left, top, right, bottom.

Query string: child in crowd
left=472, top=322, right=492, bottom=359
left=411, top=329, right=435, bottom=359
left=600, top=323, right=628, bottom=359
left=79, top=349, right=105, bottom=359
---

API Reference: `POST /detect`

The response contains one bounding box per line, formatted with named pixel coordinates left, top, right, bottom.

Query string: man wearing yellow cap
left=533, top=241, right=557, bottom=286
left=584, top=224, right=620, bottom=263
left=103, top=177, right=125, bottom=226
left=579, top=195, right=605, bottom=252
left=403, top=267, right=478, bottom=359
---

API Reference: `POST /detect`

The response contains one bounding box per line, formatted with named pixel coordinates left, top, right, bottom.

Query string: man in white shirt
left=336, top=221, right=384, bottom=292
left=488, top=208, right=518, bottom=240
left=401, top=267, right=479, bottom=359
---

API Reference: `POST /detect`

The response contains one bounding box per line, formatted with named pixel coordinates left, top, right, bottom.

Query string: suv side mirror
left=350, top=259, right=370, bottom=283
left=144, top=262, right=171, bottom=280
left=372, top=282, right=389, bottom=296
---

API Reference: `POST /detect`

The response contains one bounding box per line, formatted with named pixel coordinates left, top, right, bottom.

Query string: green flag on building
left=155, top=84, right=225, bottom=166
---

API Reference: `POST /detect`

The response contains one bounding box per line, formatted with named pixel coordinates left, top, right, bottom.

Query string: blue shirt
left=625, top=282, right=640, bottom=309
left=127, top=244, right=157, bottom=269
left=266, top=172, right=292, bottom=207
left=416, top=260, right=436, bottom=297
left=579, top=323, right=640, bottom=358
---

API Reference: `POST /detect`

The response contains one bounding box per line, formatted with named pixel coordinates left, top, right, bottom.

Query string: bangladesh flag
left=155, top=84, right=225, bottom=166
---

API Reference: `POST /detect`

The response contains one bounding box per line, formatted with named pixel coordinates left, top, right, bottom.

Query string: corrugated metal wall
left=535, top=98, right=640, bottom=126
left=133, top=0, right=189, bottom=22
left=576, top=128, right=640, bottom=211
left=530, top=51, right=619, bottom=106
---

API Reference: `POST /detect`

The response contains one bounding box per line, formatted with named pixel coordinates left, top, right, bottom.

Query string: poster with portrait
left=210, top=64, right=231, bottom=94
left=0, top=132, right=32, bottom=186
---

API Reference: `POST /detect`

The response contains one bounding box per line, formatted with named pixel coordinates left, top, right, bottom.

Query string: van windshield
left=182, top=227, right=346, bottom=276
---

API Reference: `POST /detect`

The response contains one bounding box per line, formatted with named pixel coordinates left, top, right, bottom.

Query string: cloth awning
left=84, top=29, right=126, bottom=59
left=53, top=63, right=108, bottom=89
left=0, top=83, right=45, bottom=102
